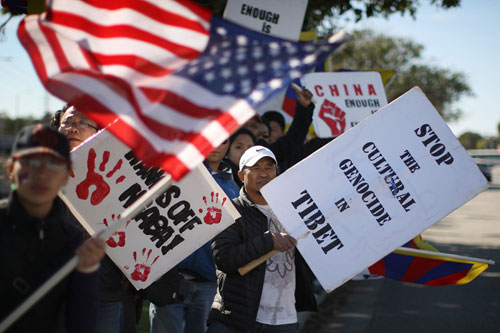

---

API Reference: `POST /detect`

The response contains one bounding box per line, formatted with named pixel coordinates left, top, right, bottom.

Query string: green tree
left=192, top=0, right=461, bottom=30
left=330, top=29, right=472, bottom=121
left=458, top=131, right=482, bottom=150
left=0, top=113, right=38, bottom=134
left=2, top=0, right=463, bottom=33
left=477, top=137, right=499, bottom=149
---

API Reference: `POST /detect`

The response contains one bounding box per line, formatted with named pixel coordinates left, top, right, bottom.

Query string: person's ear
left=238, top=170, right=244, bottom=182
left=62, top=167, right=71, bottom=186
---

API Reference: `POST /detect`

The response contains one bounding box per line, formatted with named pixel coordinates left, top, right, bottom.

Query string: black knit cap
left=11, top=124, right=71, bottom=165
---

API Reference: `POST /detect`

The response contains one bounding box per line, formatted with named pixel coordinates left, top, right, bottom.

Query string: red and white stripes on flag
left=18, top=0, right=347, bottom=180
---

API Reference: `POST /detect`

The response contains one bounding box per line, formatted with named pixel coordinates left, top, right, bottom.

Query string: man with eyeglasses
left=51, top=104, right=101, bottom=150
left=51, top=105, right=143, bottom=333
left=0, top=124, right=106, bottom=332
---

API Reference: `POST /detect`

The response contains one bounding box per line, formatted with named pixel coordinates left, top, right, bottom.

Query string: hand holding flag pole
left=238, top=231, right=310, bottom=276
left=0, top=175, right=173, bottom=332
left=238, top=250, right=278, bottom=276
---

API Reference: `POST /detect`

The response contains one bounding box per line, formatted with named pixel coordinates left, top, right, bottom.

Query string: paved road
left=314, top=166, right=500, bottom=333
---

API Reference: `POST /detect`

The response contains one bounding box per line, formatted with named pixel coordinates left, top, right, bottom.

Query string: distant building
left=0, top=134, right=14, bottom=154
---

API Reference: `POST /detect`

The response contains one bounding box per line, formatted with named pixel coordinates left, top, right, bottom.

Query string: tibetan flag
left=17, top=0, right=347, bottom=180
left=368, top=247, right=492, bottom=286
left=401, top=234, right=438, bottom=251
left=282, top=78, right=301, bottom=118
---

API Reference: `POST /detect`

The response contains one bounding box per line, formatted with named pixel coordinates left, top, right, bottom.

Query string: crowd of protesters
left=0, top=83, right=337, bottom=333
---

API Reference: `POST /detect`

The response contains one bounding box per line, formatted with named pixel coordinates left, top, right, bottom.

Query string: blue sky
left=0, top=0, right=498, bottom=137
left=344, top=0, right=500, bottom=138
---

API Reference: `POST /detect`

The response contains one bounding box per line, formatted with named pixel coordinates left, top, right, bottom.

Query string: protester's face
left=244, top=116, right=261, bottom=138
left=227, top=134, right=254, bottom=166
left=258, top=123, right=270, bottom=143
left=206, top=139, right=230, bottom=166
left=8, top=153, right=69, bottom=207
left=59, top=108, right=99, bottom=150
left=268, top=120, right=284, bottom=144
left=239, top=157, right=277, bottom=197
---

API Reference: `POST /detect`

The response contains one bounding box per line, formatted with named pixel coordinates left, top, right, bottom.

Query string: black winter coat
left=0, top=192, right=99, bottom=333
left=208, top=188, right=317, bottom=331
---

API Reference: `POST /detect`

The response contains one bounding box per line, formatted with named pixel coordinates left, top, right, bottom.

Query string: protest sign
left=224, top=0, right=308, bottom=121
left=60, top=129, right=240, bottom=290
left=302, top=72, right=388, bottom=138
left=261, top=87, right=488, bottom=292
left=223, top=0, right=308, bottom=41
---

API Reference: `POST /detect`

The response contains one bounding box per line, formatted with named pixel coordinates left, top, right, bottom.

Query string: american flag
left=18, top=0, right=347, bottom=180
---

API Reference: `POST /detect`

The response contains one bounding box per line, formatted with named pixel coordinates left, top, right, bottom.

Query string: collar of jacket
left=5, top=191, right=64, bottom=234
left=205, top=159, right=234, bottom=176
left=238, top=187, right=258, bottom=208
left=217, top=159, right=234, bottom=174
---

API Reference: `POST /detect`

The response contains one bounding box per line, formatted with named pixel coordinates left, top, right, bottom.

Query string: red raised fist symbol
left=198, top=192, right=226, bottom=225
left=125, top=248, right=159, bottom=282
left=318, top=99, right=346, bottom=136
left=76, top=149, right=126, bottom=205
left=100, top=214, right=129, bottom=248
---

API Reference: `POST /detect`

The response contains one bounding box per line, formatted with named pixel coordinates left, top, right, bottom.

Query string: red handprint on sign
left=318, top=99, right=346, bottom=137
left=76, top=149, right=126, bottom=205
left=124, top=248, right=159, bottom=282
left=100, top=214, right=130, bottom=248
left=198, top=192, right=226, bottom=225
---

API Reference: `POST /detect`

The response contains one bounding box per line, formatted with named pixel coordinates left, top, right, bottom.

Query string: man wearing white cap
left=207, top=146, right=317, bottom=332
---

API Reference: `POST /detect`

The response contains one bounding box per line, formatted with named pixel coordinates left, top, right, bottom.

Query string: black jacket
left=0, top=192, right=99, bottom=333
left=278, top=137, right=334, bottom=173
left=208, top=188, right=317, bottom=331
left=60, top=204, right=137, bottom=303
left=261, top=101, right=315, bottom=164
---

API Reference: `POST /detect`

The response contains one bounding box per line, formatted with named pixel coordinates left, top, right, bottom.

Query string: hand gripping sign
left=261, top=87, right=487, bottom=292
left=60, top=129, right=240, bottom=290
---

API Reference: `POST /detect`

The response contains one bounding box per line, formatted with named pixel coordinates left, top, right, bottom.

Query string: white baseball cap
left=239, top=145, right=277, bottom=171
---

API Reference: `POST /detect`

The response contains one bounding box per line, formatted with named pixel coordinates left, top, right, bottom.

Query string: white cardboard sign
left=60, top=129, right=240, bottom=290
left=302, top=72, right=388, bottom=138
left=261, top=87, right=487, bottom=292
left=223, top=0, right=308, bottom=41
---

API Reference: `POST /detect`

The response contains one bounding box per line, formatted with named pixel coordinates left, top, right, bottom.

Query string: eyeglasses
left=18, top=157, right=67, bottom=172
left=59, top=120, right=99, bottom=132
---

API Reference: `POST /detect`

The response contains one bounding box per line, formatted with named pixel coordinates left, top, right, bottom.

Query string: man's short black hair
left=229, top=127, right=257, bottom=145
left=262, top=111, right=285, bottom=132
left=50, top=103, right=72, bottom=129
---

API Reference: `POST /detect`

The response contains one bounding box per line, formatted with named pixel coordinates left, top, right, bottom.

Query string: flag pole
left=0, top=174, right=173, bottom=332
left=238, top=250, right=278, bottom=276
left=238, top=231, right=310, bottom=276
left=395, top=247, right=496, bottom=265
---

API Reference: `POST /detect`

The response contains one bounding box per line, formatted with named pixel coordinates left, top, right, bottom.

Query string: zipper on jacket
left=37, top=219, right=46, bottom=239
